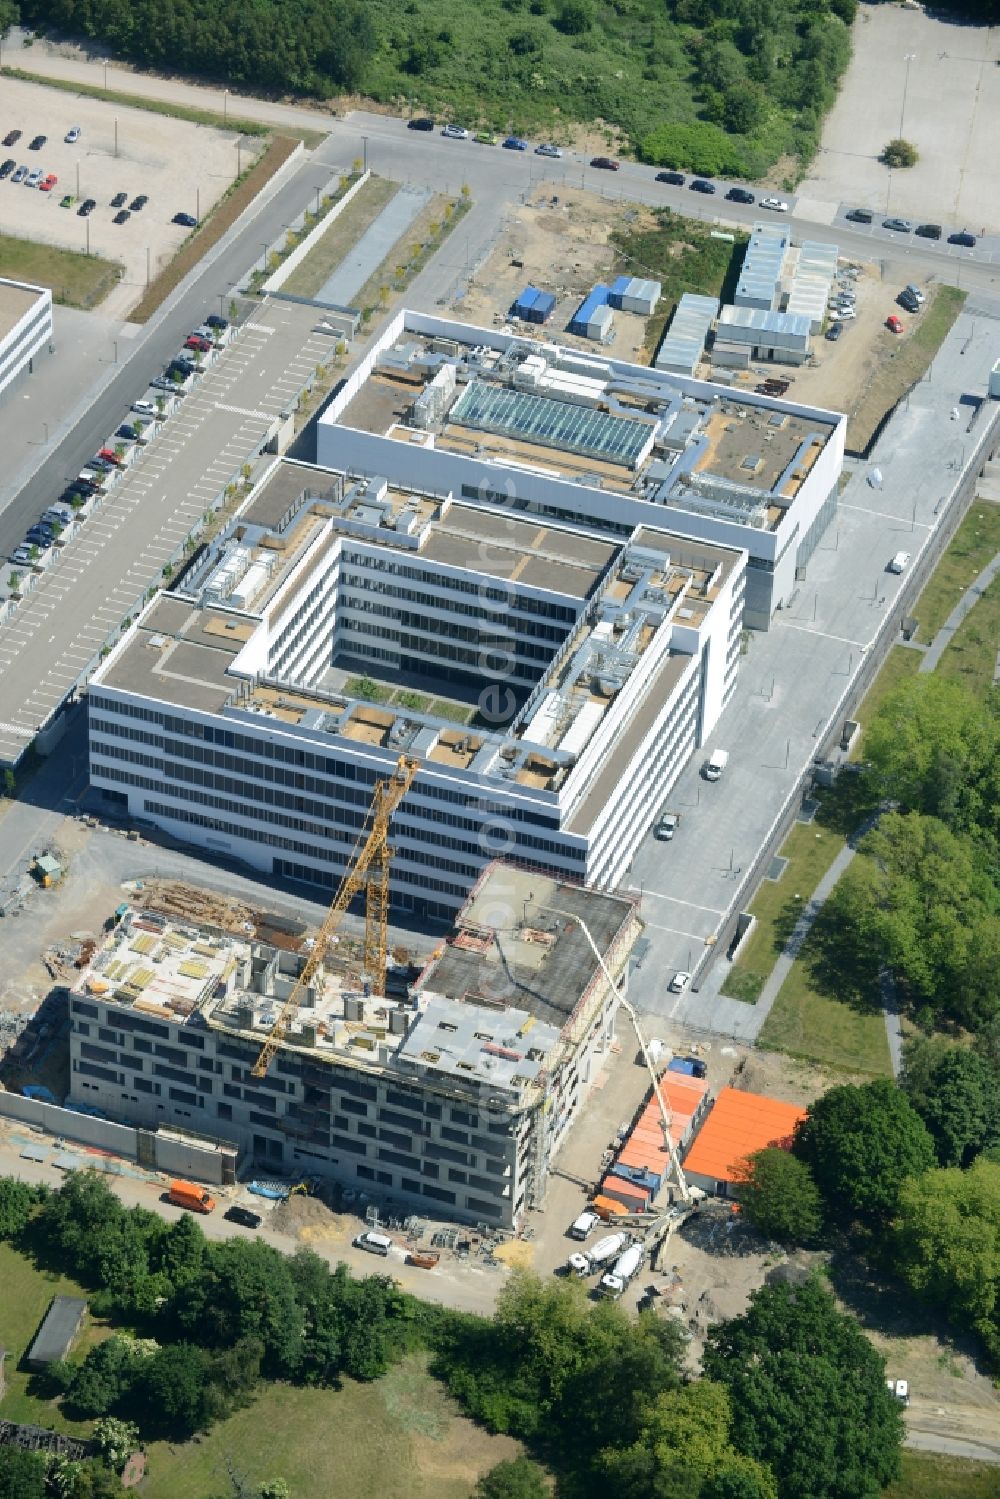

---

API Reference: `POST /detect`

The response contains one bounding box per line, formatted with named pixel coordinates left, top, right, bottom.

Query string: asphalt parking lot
left=0, top=297, right=337, bottom=764
left=0, top=75, right=255, bottom=296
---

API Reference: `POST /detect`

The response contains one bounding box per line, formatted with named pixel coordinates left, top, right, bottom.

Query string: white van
left=354, top=1231, right=393, bottom=1257
left=569, top=1210, right=599, bottom=1241
left=888, top=552, right=911, bottom=574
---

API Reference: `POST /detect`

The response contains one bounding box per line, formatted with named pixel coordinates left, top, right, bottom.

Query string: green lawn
left=612, top=210, right=747, bottom=362
left=912, top=502, right=1000, bottom=644
left=848, top=286, right=968, bottom=454
left=722, top=820, right=846, bottom=1003
left=937, top=571, right=1000, bottom=698
left=140, top=1353, right=522, bottom=1499
left=283, top=176, right=399, bottom=299
left=849, top=646, right=921, bottom=760
left=885, top=1450, right=1000, bottom=1499
left=757, top=955, right=892, bottom=1076
left=0, top=231, right=121, bottom=309
left=0, top=1241, right=108, bottom=1434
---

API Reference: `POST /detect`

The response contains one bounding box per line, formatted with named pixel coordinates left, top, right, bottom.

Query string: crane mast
left=251, top=755, right=418, bottom=1078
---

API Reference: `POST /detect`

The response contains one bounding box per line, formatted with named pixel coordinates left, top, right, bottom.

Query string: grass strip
left=0, top=229, right=122, bottom=309
left=847, top=285, right=967, bottom=454
left=282, top=176, right=399, bottom=299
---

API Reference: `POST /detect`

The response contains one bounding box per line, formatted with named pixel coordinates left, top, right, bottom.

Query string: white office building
left=67, top=865, right=640, bottom=1228
left=88, top=458, right=746, bottom=919
left=0, top=277, right=52, bottom=402
left=315, top=310, right=845, bottom=630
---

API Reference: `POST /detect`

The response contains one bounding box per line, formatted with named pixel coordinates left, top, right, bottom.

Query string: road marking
left=775, top=620, right=871, bottom=648
left=641, top=919, right=717, bottom=942
left=840, top=502, right=932, bottom=528
left=639, top=891, right=725, bottom=916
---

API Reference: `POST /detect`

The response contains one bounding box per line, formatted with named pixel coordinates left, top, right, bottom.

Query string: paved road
left=0, top=299, right=335, bottom=764
left=625, top=308, right=1000, bottom=1038
left=0, top=147, right=343, bottom=547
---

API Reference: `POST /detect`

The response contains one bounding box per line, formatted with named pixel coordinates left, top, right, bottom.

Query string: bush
left=881, top=137, right=918, bottom=168
left=553, top=0, right=591, bottom=32
left=638, top=121, right=750, bottom=178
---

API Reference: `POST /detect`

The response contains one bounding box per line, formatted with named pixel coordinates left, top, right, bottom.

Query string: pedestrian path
left=316, top=185, right=430, bottom=306
left=919, top=551, right=1000, bottom=672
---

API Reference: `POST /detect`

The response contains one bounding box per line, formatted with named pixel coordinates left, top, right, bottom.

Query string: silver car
left=25, top=167, right=42, bottom=187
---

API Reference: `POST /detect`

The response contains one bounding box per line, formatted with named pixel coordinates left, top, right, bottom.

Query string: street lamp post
left=224, top=88, right=229, bottom=123
left=362, top=135, right=368, bottom=173
left=899, top=53, right=916, bottom=137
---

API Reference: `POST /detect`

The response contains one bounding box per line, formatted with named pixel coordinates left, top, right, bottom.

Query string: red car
left=40, top=173, right=58, bottom=192
left=185, top=335, right=211, bottom=352
left=591, top=156, right=620, bottom=171
left=885, top=315, right=904, bottom=334
left=98, top=447, right=124, bottom=465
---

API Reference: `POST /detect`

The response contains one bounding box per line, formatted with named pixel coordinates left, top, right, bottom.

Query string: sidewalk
left=919, top=551, right=1000, bottom=672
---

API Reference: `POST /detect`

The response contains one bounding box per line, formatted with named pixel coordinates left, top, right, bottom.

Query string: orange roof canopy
left=683, top=1087, right=807, bottom=1185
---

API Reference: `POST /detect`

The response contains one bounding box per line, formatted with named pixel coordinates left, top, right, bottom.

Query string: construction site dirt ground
left=450, top=187, right=654, bottom=364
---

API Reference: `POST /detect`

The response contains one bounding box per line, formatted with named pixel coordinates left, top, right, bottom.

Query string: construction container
left=609, top=275, right=661, bottom=315
left=592, top=1194, right=629, bottom=1220
left=511, top=285, right=555, bottom=323
left=599, top=1174, right=651, bottom=1212
left=569, top=284, right=611, bottom=336
left=585, top=304, right=615, bottom=343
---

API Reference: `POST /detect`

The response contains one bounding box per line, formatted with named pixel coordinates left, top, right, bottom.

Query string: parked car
left=474, top=131, right=497, bottom=145
left=825, top=322, right=844, bottom=342
left=3, top=130, right=21, bottom=147
left=129, top=194, right=148, bottom=211
left=441, top=124, right=468, bottom=139
left=886, top=314, right=904, bottom=333
left=78, top=198, right=96, bottom=216
left=898, top=290, right=921, bottom=313
left=64, top=125, right=82, bottom=143
left=915, top=222, right=942, bottom=239
left=28, top=134, right=46, bottom=150
left=882, top=217, right=913, bottom=233
left=60, top=193, right=74, bottom=208
left=591, top=156, right=620, bottom=170
left=689, top=178, right=715, bottom=193
left=173, top=211, right=198, bottom=227
left=845, top=208, right=873, bottom=223
left=408, top=116, right=435, bottom=131
left=132, top=399, right=157, bottom=415
left=110, top=190, right=128, bottom=207
left=760, top=196, right=789, bottom=212
left=669, top=971, right=692, bottom=993
left=98, top=447, right=124, bottom=465
left=206, top=314, right=229, bottom=330
left=224, top=1204, right=262, bottom=1229
left=656, top=169, right=685, bottom=185
left=152, top=376, right=182, bottom=393
left=40, top=173, right=57, bottom=192
left=113, top=209, right=130, bottom=224
left=726, top=186, right=754, bottom=203
left=948, top=230, right=976, bottom=247
left=502, top=136, right=528, bottom=151
left=0, top=158, right=14, bottom=179
left=185, top=335, right=211, bottom=352
left=11, top=546, right=35, bottom=566
left=535, top=143, right=562, bottom=157
left=25, top=168, right=42, bottom=188
left=11, top=165, right=27, bottom=184
left=888, top=551, right=911, bottom=574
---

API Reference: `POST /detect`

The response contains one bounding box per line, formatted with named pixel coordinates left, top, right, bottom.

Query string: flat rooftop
left=417, top=865, right=638, bottom=1029
left=334, top=322, right=839, bottom=532
left=93, top=460, right=738, bottom=799
left=0, top=277, right=46, bottom=342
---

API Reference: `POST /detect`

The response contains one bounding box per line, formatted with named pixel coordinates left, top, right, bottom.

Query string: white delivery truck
left=598, top=1242, right=645, bottom=1299
left=354, top=1231, right=393, bottom=1257
left=586, top=1231, right=628, bottom=1271
left=569, top=1210, right=600, bottom=1241
left=703, top=748, right=729, bottom=781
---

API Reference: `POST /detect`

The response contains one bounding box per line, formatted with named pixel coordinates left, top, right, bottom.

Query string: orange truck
left=167, top=1179, right=217, bottom=1214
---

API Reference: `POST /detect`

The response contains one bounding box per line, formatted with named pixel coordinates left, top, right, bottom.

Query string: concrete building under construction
left=68, top=864, right=640, bottom=1228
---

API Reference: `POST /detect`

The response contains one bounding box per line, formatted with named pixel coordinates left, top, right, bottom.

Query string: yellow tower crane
left=251, top=754, right=418, bottom=1078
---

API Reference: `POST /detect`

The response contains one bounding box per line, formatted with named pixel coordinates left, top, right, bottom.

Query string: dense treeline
left=10, top=0, right=855, bottom=177
left=16, top=0, right=373, bottom=96
left=1, top=1172, right=903, bottom=1498
left=735, top=673, right=1000, bottom=1365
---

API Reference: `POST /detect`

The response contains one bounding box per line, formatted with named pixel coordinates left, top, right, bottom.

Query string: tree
left=553, top=0, right=591, bottom=32
left=259, top=1484, right=290, bottom=1499
left=59, top=1336, right=153, bottom=1418
left=733, top=1148, right=822, bottom=1245
left=133, top=1343, right=216, bottom=1437
left=0, top=1177, right=40, bottom=1239
left=92, top=1417, right=140, bottom=1473
left=893, top=1158, right=1000, bottom=1358
left=793, top=1079, right=936, bottom=1226
left=902, top=1038, right=1000, bottom=1167
left=703, top=1275, right=903, bottom=1499
left=475, top=1456, right=548, bottom=1499
left=881, top=137, right=918, bottom=168
left=0, top=1448, right=47, bottom=1499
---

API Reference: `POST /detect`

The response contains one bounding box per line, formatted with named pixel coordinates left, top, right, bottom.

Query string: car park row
left=6, top=316, right=232, bottom=580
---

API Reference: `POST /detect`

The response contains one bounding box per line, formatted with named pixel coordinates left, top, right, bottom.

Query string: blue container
left=667, top=1057, right=700, bottom=1076
left=570, top=283, right=611, bottom=334
left=609, top=274, right=632, bottom=309
left=512, top=285, right=541, bottom=319
left=530, top=290, right=557, bottom=324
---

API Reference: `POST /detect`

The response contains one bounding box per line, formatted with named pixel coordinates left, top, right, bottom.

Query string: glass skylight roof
left=450, top=380, right=650, bottom=467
